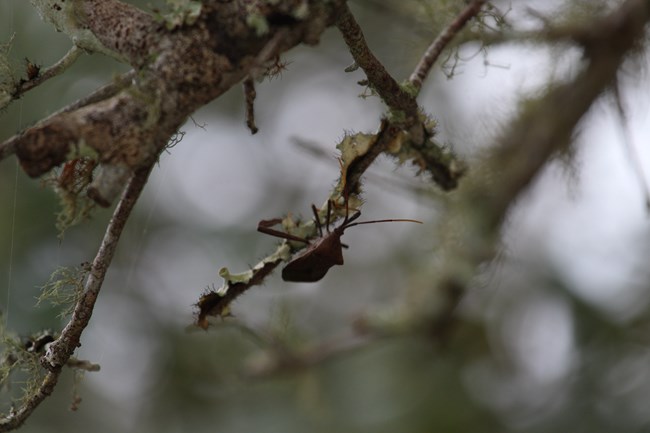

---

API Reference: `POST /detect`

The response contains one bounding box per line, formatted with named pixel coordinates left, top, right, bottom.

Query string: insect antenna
left=345, top=218, right=423, bottom=228
left=311, top=204, right=324, bottom=236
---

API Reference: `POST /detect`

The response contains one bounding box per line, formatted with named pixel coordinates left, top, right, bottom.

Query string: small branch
left=50, top=70, right=136, bottom=115
left=0, top=165, right=153, bottom=431
left=336, top=4, right=418, bottom=117
left=242, top=29, right=292, bottom=134
left=342, top=119, right=402, bottom=196
left=196, top=244, right=290, bottom=329
left=334, top=5, right=467, bottom=191
left=45, top=166, right=152, bottom=369
left=12, top=46, right=83, bottom=99
left=409, top=0, right=487, bottom=92
left=243, top=77, right=258, bottom=134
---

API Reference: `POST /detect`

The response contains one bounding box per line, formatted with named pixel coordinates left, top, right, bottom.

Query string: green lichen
left=42, top=157, right=97, bottom=237
left=0, top=322, right=52, bottom=407
left=388, top=108, right=407, bottom=124
left=65, top=139, right=99, bottom=161
left=218, top=244, right=291, bottom=294
left=292, top=3, right=309, bottom=19
left=333, top=132, right=376, bottom=198
left=157, top=0, right=203, bottom=30
left=218, top=267, right=254, bottom=291
left=336, top=132, right=376, bottom=167
left=246, top=13, right=270, bottom=36
left=37, top=265, right=89, bottom=319
left=400, top=80, right=419, bottom=98
left=0, top=92, right=10, bottom=110
left=0, top=36, right=16, bottom=109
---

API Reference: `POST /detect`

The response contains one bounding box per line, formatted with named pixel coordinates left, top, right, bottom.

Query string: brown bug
left=257, top=201, right=422, bottom=282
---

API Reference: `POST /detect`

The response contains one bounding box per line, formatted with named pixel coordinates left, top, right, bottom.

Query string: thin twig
left=409, top=0, right=487, bottom=92
left=46, top=166, right=152, bottom=368
left=13, top=46, right=84, bottom=97
left=0, top=165, right=153, bottom=432
left=336, top=3, right=418, bottom=117
left=243, top=77, right=258, bottom=134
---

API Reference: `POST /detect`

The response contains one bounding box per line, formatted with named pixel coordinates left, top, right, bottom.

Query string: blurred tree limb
left=360, top=0, right=650, bottom=335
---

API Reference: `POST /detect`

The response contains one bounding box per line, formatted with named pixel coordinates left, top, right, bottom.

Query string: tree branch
left=6, top=0, right=345, bottom=207
left=7, top=46, right=84, bottom=104
left=0, top=165, right=153, bottom=431
left=361, top=0, right=650, bottom=336
left=0, top=70, right=136, bottom=163
left=336, top=3, right=418, bottom=117
left=196, top=3, right=483, bottom=325
left=335, top=5, right=467, bottom=194
left=409, top=0, right=488, bottom=92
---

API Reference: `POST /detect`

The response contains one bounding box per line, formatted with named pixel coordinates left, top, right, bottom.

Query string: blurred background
left=1, top=0, right=650, bottom=432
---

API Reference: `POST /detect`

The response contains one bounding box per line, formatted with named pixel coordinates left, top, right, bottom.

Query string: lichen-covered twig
left=336, top=4, right=418, bottom=118
left=409, top=0, right=488, bottom=92
left=8, top=46, right=83, bottom=103
left=196, top=244, right=291, bottom=329
left=196, top=112, right=458, bottom=326
left=335, top=4, right=470, bottom=192
left=0, top=166, right=152, bottom=431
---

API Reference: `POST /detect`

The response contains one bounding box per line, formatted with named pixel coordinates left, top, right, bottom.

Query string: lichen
left=333, top=132, right=376, bottom=199
left=29, top=0, right=125, bottom=61
left=246, top=13, right=270, bottom=36
left=0, top=36, right=16, bottom=110
left=37, top=264, right=89, bottom=318
left=41, top=157, right=98, bottom=237
left=0, top=321, right=52, bottom=407
left=156, top=0, right=203, bottom=30
left=399, top=80, right=419, bottom=98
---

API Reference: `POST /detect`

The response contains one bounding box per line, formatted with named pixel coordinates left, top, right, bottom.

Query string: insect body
left=257, top=201, right=421, bottom=282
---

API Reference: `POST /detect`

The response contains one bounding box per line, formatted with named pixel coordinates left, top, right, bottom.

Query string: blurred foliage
left=36, top=265, right=89, bottom=319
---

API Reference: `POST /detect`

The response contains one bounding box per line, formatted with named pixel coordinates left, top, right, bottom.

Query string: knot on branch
left=15, top=122, right=77, bottom=177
